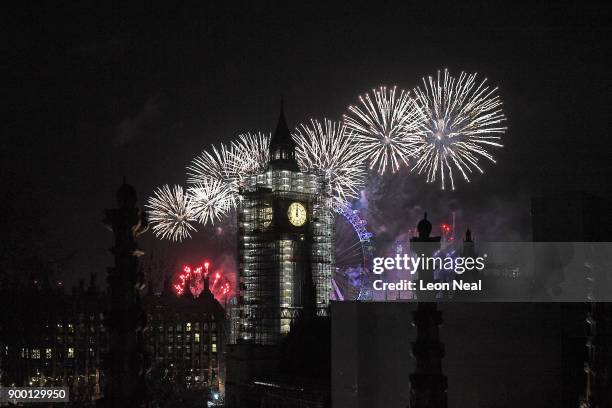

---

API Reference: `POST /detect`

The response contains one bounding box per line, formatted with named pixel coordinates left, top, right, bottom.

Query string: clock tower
left=233, top=104, right=334, bottom=345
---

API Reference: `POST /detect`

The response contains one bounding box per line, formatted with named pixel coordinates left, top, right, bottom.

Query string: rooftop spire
left=271, top=101, right=292, bottom=148
left=268, top=101, right=299, bottom=171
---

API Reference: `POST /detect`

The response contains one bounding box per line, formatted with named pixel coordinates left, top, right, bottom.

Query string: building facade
left=144, top=276, right=226, bottom=401
left=0, top=275, right=106, bottom=403
left=233, top=106, right=334, bottom=345
left=0, top=273, right=227, bottom=405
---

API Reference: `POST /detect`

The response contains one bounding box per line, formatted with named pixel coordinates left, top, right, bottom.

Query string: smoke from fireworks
left=293, top=119, right=366, bottom=204
left=188, top=178, right=233, bottom=225
left=344, top=86, right=424, bottom=175
left=149, top=71, right=508, bottom=242
left=146, top=184, right=197, bottom=242
left=412, top=69, right=506, bottom=190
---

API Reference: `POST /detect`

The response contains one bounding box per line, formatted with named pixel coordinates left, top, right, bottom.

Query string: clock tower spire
left=231, top=103, right=334, bottom=346
left=268, top=101, right=299, bottom=171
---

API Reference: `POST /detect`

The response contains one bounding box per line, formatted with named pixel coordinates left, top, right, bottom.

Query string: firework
left=293, top=119, right=366, bottom=204
left=412, top=69, right=506, bottom=190
left=187, top=143, right=241, bottom=199
left=344, top=86, right=424, bottom=175
left=186, top=143, right=243, bottom=217
left=230, top=132, right=271, bottom=175
left=174, top=261, right=232, bottom=301
left=146, top=184, right=197, bottom=242
left=188, top=178, right=233, bottom=226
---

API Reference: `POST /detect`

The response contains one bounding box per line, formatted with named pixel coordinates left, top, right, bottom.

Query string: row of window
left=148, top=343, right=218, bottom=354
left=148, top=332, right=217, bottom=343
left=21, top=347, right=77, bottom=359
left=151, top=322, right=216, bottom=333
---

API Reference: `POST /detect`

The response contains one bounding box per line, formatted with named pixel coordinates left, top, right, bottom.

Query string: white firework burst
left=412, top=69, right=506, bottom=190
left=344, top=86, right=424, bottom=175
left=293, top=119, right=366, bottom=204
left=186, top=143, right=240, bottom=208
left=230, top=132, right=271, bottom=175
left=188, top=178, right=233, bottom=226
left=146, top=184, right=197, bottom=242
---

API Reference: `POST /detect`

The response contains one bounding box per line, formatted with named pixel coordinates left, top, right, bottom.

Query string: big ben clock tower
left=233, top=104, right=334, bottom=345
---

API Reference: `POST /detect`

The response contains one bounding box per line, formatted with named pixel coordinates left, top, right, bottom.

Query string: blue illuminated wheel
left=332, top=202, right=374, bottom=301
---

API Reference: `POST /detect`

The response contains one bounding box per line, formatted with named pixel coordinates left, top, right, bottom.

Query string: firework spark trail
left=186, top=143, right=243, bottom=212
left=343, top=86, right=424, bottom=175
left=188, top=178, right=233, bottom=226
left=293, top=119, right=367, bottom=205
left=173, top=262, right=232, bottom=300
left=230, top=132, right=271, bottom=176
left=412, top=69, right=506, bottom=190
left=146, top=184, right=197, bottom=242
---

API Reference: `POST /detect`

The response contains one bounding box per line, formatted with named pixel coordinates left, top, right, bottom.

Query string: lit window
left=186, top=322, right=191, bottom=332
left=67, top=347, right=75, bottom=358
left=45, top=348, right=52, bottom=359
left=68, top=324, right=74, bottom=333
left=212, top=343, right=217, bottom=353
left=194, top=333, right=200, bottom=343
left=32, top=349, right=41, bottom=359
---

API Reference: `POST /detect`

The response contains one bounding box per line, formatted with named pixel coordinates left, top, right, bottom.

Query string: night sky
left=4, top=1, right=612, bottom=286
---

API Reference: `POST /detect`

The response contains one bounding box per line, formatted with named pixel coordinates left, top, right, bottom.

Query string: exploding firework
left=293, top=119, right=366, bottom=204
left=230, top=132, right=271, bottom=176
left=146, top=184, right=197, bottom=242
left=186, top=143, right=241, bottom=205
left=188, top=178, right=233, bottom=226
left=344, top=86, right=424, bottom=175
left=174, top=261, right=232, bottom=302
left=412, top=69, right=506, bottom=190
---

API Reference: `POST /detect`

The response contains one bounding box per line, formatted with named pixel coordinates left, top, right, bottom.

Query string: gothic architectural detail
left=233, top=105, right=334, bottom=345
left=144, top=275, right=226, bottom=401
left=409, top=213, right=447, bottom=408
left=103, top=179, right=148, bottom=406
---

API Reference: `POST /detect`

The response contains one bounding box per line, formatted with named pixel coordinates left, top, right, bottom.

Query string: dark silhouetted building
left=0, top=274, right=106, bottom=403
left=409, top=213, right=447, bottom=408
left=144, top=275, right=226, bottom=403
left=532, top=191, right=612, bottom=408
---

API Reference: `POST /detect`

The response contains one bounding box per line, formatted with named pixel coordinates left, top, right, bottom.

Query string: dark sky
left=4, top=1, right=612, bottom=286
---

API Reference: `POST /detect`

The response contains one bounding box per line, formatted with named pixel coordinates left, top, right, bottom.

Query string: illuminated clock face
left=287, top=202, right=307, bottom=226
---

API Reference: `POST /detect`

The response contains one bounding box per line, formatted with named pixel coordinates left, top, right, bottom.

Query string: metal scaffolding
left=231, top=168, right=334, bottom=345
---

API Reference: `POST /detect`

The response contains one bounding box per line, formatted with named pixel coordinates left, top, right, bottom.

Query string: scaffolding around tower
left=230, top=107, right=335, bottom=346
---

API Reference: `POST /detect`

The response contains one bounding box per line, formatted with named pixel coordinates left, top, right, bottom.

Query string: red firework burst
left=173, top=260, right=232, bottom=301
